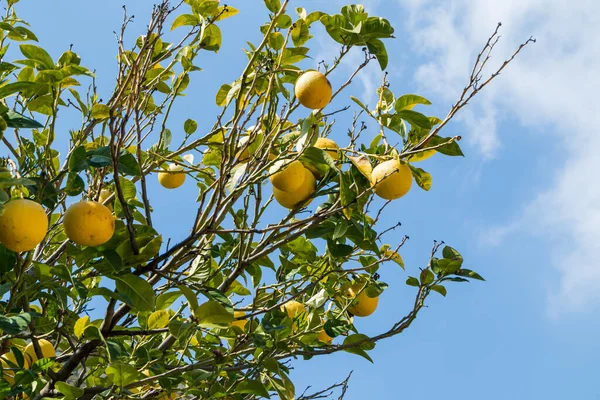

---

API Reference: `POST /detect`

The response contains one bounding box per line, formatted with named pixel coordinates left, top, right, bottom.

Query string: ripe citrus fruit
left=0, top=199, right=48, bottom=252
left=63, top=201, right=115, bottom=247
left=295, top=70, right=332, bottom=109
left=231, top=311, right=248, bottom=331
left=98, top=188, right=113, bottom=211
left=314, top=137, right=339, bottom=161
left=282, top=300, right=306, bottom=331
left=273, top=167, right=316, bottom=209
left=406, top=149, right=435, bottom=162
left=371, top=159, right=412, bottom=200
left=346, top=282, right=379, bottom=317
left=24, top=339, right=55, bottom=365
left=282, top=300, right=306, bottom=319
left=1, top=350, right=28, bottom=385
left=269, top=159, right=305, bottom=192
left=317, top=329, right=333, bottom=344
left=157, top=392, right=177, bottom=400
left=158, top=163, right=186, bottom=189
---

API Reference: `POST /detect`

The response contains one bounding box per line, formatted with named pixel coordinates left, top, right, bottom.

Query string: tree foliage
left=0, top=1, right=532, bottom=399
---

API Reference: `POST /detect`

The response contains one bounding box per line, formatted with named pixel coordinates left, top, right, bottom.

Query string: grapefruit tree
left=0, top=1, right=532, bottom=399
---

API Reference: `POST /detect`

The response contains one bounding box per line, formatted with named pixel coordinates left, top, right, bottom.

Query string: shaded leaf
left=105, top=363, right=139, bottom=387
left=114, top=274, right=156, bottom=311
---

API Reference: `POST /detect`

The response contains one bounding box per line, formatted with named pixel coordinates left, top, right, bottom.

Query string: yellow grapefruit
left=273, top=167, right=316, bottom=209
left=63, top=201, right=115, bottom=247
left=231, top=311, right=248, bottom=331
left=269, top=159, right=305, bottom=192
left=371, top=159, right=412, bottom=200
left=24, top=339, right=55, bottom=365
left=158, top=163, right=186, bottom=189
left=314, top=138, right=339, bottom=161
left=347, top=282, right=379, bottom=317
left=0, top=199, right=48, bottom=252
left=295, top=71, right=332, bottom=109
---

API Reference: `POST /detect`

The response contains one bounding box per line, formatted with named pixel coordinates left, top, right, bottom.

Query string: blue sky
left=11, top=0, right=600, bottom=399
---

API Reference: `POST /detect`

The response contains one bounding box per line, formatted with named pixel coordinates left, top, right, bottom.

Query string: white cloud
left=394, top=0, right=600, bottom=313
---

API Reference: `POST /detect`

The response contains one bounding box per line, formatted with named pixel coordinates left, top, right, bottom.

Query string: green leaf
left=264, top=0, right=281, bottom=13
left=19, top=44, right=54, bottom=69
left=0, top=313, right=31, bottom=334
left=147, top=310, right=170, bottom=329
left=0, top=81, right=39, bottom=99
left=227, top=280, right=251, bottom=296
left=396, top=110, right=431, bottom=130
left=117, top=177, right=137, bottom=200
left=281, top=47, right=309, bottom=64
left=457, top=269, right=485, bottom=281
left=117, top=153, right=141, bottom=176
left=361, top=16, right=395, bottom=40
left=350, top=95, right=370, bottom=114
left=178, top=285, right=199, bottom=314
left=426, top=135, right=464, bottom=157
left=442, top=246, right=463, bottom=261
left=156, top=290, right=181, bottom=310
left=65, top=173, right=85, bottom=196
left=184, top=118, right=197, bottom=135
left=343, top=334, right=375, bottom=363
left=395, top=94, right=432, bottom=111
left=114, top=274, right=156, bottom=312
left=277, top=14, right=293, bottom=29
left=291, top=20, right=312, bottom=47
left=73, top=316, right=90, bottom=339
left=236, top=380, right=270, bottom=397
left=269, top=31, right=285, bottom=50
left=200, top=24, right=222, bottom=52
left=381, top=244, right=404, bottom=268
left=420, top=269, right=434, bottom=285
left=215, top=83, right=232, bottom=106
left=300, top=146, right=335, bottom=178
left=4, top=110, right=43, bottom=128
left=168, top=319, right=193, bottom=338
left=171, top=14, right=200, bottom=31
left=91, top=104, right=110, bottom=120
left=324, top=319, right=348, bottom=338
left=0, top=245, right=17, bottom=274
left=431, top=285, right=447, bottom=296
left=55, top=382, right=84, bottom=400
left=406, top=276, right=419, bottom=287
left=27, top=94, right=54, bottom=115
left=196, top=300, right=233, bottom=328
left=409, top=165, right=432, bottom=191
left=339, top=171, right=356, bottom=219
left=366, top=38, right=388, bottom=70
left=68, top=145, right=88, bottom=172
left=105, top=363, right=139, bottom=387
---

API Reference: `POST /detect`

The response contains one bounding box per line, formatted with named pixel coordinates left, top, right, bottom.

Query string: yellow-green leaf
left=394, top=94, right=432, bottom=111
left=347, top=155, right=372, bottom=181
left=196, top=301, right=233, bottom=328
left=91, top=104, right=110, bottom=120
left=214, top=6, right=239, bottom=21
left=74, top=315, right=90, bottom=339
left=171, top=14, right=200, bottom=31
left=381, top=244, right=404, bottom=269
left=147, top=310, right=170, bottom=329
left=409, top=165, right=432, bottom=191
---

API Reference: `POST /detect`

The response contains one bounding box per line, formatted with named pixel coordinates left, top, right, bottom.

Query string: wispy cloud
left=395, top=0, right=600, bottom=314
